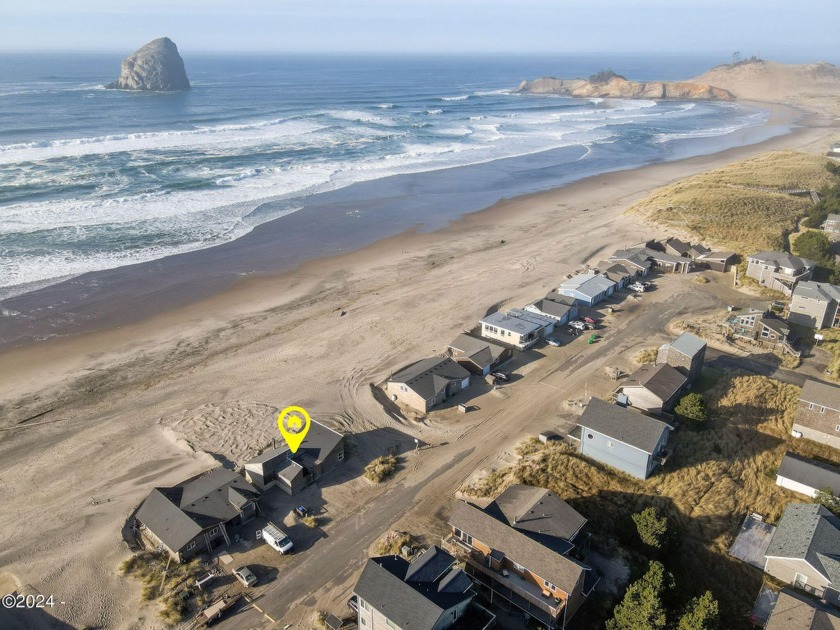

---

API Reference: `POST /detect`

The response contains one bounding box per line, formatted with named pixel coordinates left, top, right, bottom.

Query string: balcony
left=442, top=535, right=564, bottom=625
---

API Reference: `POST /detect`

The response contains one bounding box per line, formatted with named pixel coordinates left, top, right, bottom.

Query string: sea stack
left=106, top=37, right=190, bottom=91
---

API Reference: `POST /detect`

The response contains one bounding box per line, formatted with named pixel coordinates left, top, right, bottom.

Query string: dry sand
left=0, top=96, right=837, bottom=629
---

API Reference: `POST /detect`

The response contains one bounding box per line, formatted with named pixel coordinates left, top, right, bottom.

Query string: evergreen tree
left=632, top=507, right=669, bottom=549
left=677, top=591, right=719, bottom=630
left=607, top=561, right=672, bottom=630
left=675, top=393, right=707, bottom=422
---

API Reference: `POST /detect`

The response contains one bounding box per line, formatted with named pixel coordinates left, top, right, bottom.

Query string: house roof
left=577, top=397, right=671, bottom=454
left=662, top=332, right=706, bottom=359
left=765, top=503, right=840, bottom=585
left=777, top=452, right=840, bottom=495
left=560, top=272, right=616, bottom=299
left=609, top=249, right=653, bottom=270
left=545, top=291, right=578, bottom=306
left=665, top=237, right=691, bottom=255
left=353, top=547, right=473, bottom=630
left=697, top=251, right=735, bottom=263
left=526, top=299, right=573, bottom=320
left=389, top=356, right=471, bottom=401
left=448, top=333, right=508, bottom=367
left=136, top=468, right=259, bottom=552
left=481, top=311, right=542, bottom=336
left=748, top=251, right=815, bottom=272
left=618, top=363, right=687, bottom=403
left=486, top=484, right=587, bottom=543
left=827, top=214, right=840, bottom=224
left=508, top=308, right=556, bottom=328
left=799, top=379, right=840, bottom=412
left=766, top=590, right=840, bottom=630
left=648, top=251, right=687, bottom=265
left=793, top=281, right=840, bottom=304
left=246, top=420, right=343, bottom=473
left=449, top=500, right=589, bottom=594
left=761, top=315, right=790, bottom=336
left=687, top=244, right=710, bottom=258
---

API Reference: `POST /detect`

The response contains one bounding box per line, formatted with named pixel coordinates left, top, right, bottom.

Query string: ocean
left=0, top=53, right=790, bottom=325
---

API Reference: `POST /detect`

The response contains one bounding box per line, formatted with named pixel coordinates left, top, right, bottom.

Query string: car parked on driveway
left=546, top=337, right=562, bottom=347
left=570, top=320, right=587, bottom=330
left=491, top=370, right=510, bottom=382
left=629, top=282, right=646, bottom=292
left=233, top=565, right=258, bottom=588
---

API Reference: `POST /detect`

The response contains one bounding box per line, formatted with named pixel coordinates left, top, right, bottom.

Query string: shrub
left=632, top=507, right=669, bottom=549
left=589, top=69, right=626, bottom=83
left=677, top=591, right=719, bottom=630
left=373, top=531, right=413, bottom=556
left=635, top=347, right=659, bottom=364
left=364, top=454, right=398, bottom=483
left=675, top=393, right=707, bottom=422
left=302, top=515, right=318, bottom=528
left=607, top=561, right=672, bottom=630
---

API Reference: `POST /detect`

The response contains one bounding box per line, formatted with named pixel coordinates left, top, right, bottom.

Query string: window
left=360, top=618, right=367, bottom=627
left=512, top=562, right=525, bottom=572
left=459, top=531, right=473, bottom=546
left=209, top=527, right=219, bottom=536
left=809, top=403, right=815, bottom=410
left=337, top=450, right=344, bottom=461
left=821, top=407, right=826, bottom=413
left=544, top=579, right=556, bottom=591
left=359, top=598, right=371, bottom=612
left=587, top=434, right=593, bottom=440
left=386, top=619, right=399, bottom=629
left=186, top=541, right=196, bottom=551
left=400, top=385, right=407, bottom=392
left=794, top=573, right=808, bottom=588
left=835, top=424, right=840, bottom=432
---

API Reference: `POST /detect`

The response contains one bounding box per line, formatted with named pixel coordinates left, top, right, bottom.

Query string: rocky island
left=106, top=37, right=190, bottom=91
left=516, top=69, right=733, bottom=101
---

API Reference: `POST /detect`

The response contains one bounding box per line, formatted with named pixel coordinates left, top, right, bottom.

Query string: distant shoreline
left=0, top=99, right=811, bottom=350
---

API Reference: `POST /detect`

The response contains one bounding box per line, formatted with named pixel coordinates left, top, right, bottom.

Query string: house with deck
left=524, top=294, right=578, bottom=325
left=793, top=379, right=840, bottom=450
left=244, top=420, right=344, bottom=494
left=763, top=503, right=840, bottom=607
left=480, top=311, right=543, bottom=350
left=789, top=281, right=840, bottom=329
left=614, top=363, right=687, bottom=415
left=447, top=333, right=512, bottom=376
left=746, top=252, right=815, bottom=296
left=386, top=357, right=471, bottom=413
left=775, top=452, right=840, bottom=499
left=444, top=485, right=598, bottom=629
left=135, top=468, right=260, bottom=562
left=558, top=271, right=616, bottom=307
left=656, top=332, right=706, bottom=383
left=725, top=308, right=799, bottom=356
left=570, top=398, right=672, bottom=479
left=353, top=546, right=491, bottom=630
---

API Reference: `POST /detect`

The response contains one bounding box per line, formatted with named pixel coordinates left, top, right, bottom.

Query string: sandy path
left=0, top=101, right=836, bottom=629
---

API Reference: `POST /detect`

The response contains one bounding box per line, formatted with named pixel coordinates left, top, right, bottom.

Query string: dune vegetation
left=461, top=374, right=840, bottom=629
left=628, top=151, right=838, bottom=253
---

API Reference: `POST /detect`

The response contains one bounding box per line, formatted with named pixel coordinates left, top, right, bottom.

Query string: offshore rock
left=106, top=37, right=190, bottom=91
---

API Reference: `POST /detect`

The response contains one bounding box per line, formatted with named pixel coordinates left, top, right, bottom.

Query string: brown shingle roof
left=800, top=379, right=840, bottom=413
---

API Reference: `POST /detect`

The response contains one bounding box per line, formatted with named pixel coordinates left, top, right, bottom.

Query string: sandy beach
left=0, top=96, right=838, bottom=629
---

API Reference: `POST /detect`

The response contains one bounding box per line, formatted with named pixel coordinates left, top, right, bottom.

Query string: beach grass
left=628, top=150, right=838, bottom=252
left=459, top=374, right=823, bottom=629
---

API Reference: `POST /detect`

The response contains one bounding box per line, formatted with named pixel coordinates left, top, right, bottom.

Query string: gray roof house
left=447, top=333, right=512, bottom=376
left=765, top=589, right=840, bottom=630
left=656, top=332, right=707, bottom=382
left=524, top=296, right=578, bottom=325
left=595, top=261, right=634, bottom=288
left=244, top=420, right=345, bottom=494
left=789, top=281, right=840, bottom=329
left=558, top=271, right=616, bottom=307
left=746, top=251, right=815, bottom=296
left=508, top=308, right=556, bottom=337
left=764, top=503, right=840, bottom=607
left=793, top=379, right=840, bottom=450
left=608, top=249, right=652, bottom=276
left=571, top=398, right=672, bottom=479
left=480, top=311, right=544, bottom=350
left=614, top=363, right=688, bottom=414
left=776, top=452, right=840, bottom=499
left=444, top=485, right=598, bottom=629
left=353, top=546, right=484, bottom=630
left=664, top=237, right=691, bottom=257
left=695, top=250, right=735, bottom=272
left=386, top=357, right=471, bottom=413
left=135, top=468, right=260, bottom=562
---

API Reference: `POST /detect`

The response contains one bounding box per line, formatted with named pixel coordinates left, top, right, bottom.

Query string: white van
left=260, top=522, right=294, bottom=554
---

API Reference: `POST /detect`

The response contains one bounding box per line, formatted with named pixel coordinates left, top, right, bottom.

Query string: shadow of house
left=134, top=467, right=260, bottom=563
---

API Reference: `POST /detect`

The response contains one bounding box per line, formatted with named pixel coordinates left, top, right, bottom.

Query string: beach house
left=479, top=311, right=543, bottom=349
left=558, top=271, right=616, bottom=307
left=386, top=357, right=471, bottom=413
left=656, top=332, right=706, bottom=383
left=746, top=252, right=815, bottom=296
left=608, top=249, right=652, bottom=277
left=695, top=251, right=736, bottom=272
left=725, top=308, right=798, bottom=355
left=775, top=452, right=840, bottom=499
left=789, top=281, right=840, bottom=329
left=524, top=293, right=579, bottom=324
left=447, top=333, right=512, bottom=376
left=444, top=485, right=598, bottom=629
left=793, top=379, right=840, bottom=449
left=352, top=546, right=486, bottom=630
left=614, top=363, right=687, bottom=415
left=244, top=420, right=345, bottom=494
left=135, top=468, right=260, bottom=562
left=569, top=398, right=672, bottom=479
left=763, top=503, right=840, bottom=607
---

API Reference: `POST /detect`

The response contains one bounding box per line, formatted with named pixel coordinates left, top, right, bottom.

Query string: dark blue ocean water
left=0, top=53, right=783, bottom=300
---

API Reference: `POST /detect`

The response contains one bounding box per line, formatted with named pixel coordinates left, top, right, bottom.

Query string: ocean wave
left=424, top=109, right=443, bottom=115
left=441, top=95, right=469, bottom=101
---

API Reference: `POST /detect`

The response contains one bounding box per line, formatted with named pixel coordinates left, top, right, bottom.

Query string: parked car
left=295, top=505, right=308, bottom=518
left=348, top=595, right=359, bottom=613
left=491, top=371, right=510, bottom=382
left=233, top=565, right=258, bottom=588
left=546, top=337, right=562, bottom=347
left=570, top=320, right=587, bottom=330
left=260, top=522, right=294, bottom=554
left=584, top=322, right=596, bottom=330
left=565, top=326, right=580, bottom=336
left=629, top=282, right=646, bottom=292
left=583, top=316, right=597, bottom=324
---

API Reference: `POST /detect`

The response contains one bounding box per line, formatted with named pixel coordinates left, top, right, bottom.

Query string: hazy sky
left=1, top=0, right=838, bottom=61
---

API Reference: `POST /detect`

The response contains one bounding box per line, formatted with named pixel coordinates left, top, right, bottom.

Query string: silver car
left=233, top=565, right=258, bottom=588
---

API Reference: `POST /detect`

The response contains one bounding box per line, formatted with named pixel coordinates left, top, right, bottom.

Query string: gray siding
left=788, top=295, right=833, bottom=329
left=579, top=427, right=652, bottom=479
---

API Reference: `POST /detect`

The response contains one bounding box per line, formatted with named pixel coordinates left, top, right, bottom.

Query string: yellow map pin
left=277, top=406, right=311, bottom=453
